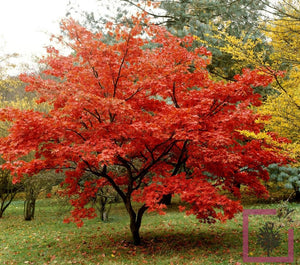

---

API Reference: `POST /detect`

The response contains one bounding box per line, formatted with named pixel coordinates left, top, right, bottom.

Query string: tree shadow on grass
left=58, top=225, right=241, bottom=256
left=33, top=218, right=245, bottom=265
left=139, top=227, right=241, bottom=251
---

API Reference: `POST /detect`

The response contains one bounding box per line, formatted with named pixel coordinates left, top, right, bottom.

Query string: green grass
left=0, top=197, right=299, bottom=265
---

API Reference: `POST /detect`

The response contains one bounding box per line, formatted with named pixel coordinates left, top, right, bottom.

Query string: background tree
left=0, top=17, right=289, bottom=245
left=23, top=170, right=63, bottom=221
left=216, top=0, right=300, bottom=198
left=0, top=159, right=23, bottom=218
left=79, top=172, right=120, bottom=222
left=0, top=52, right=19, bottom=78
left=0, top=55, right=24, bottom=218
left=268, top=164, right=300, bottom=201
left=260, top=0, right=300, bottom=163
left=0, top=65, right=55, bottom=219
left=70, top=0, right=270, bottom=81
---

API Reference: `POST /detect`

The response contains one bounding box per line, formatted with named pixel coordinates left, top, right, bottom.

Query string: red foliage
left=0, top=17, right=289, bottom=229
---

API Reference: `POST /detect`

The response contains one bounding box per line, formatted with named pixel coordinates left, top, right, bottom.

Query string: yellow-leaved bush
left=206, top=1, right=300, bottom=165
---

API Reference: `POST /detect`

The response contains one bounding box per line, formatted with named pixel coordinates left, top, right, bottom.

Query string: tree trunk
left=98, top=196, right=106, bottom=221
left=0, top=203, right=6, bottom=218
left=24, top=198, right=36, bottom=221
left=0, top=192, right=18, bottom=218
left=160, top=193, right=172, bottom=205
left=32, top=199, right=36, bottom=218
left=295, top=190, right=300, bottom=202
left=125, top=200, right=148, bottom=245
left=235, top=183, right=241, bottom=189
left=130, top=219, right=142, bottom=245
left=99, top=203, right=110, bottom=221
left=159, top=140, right=188, bottom=206
left=94, top=194, right=112, bottom=222
left=127, top=205, right=142, bottom=245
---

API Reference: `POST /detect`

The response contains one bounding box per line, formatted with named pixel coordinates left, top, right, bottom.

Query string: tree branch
left=113, top=32, right=132, bottom=97
left=122, top=0, right=175, bottom=20
left=117, top=155, right=133, bottom=179
left=125, top=87, right=144, bottom=101
left=134, top=137, right=177, bottom=181
left=172, top=140, right=188, bottom=176
left=136, top=203, right=148, bottom=226
left=83, top=108, right=102, bottom=123
left=273, top=74, right=300, bottom=110
left=66, top=128, right=86, bottom=141
left=84, top=162, right=127, bottom=202
left=171, top=81, right=180, bottom=108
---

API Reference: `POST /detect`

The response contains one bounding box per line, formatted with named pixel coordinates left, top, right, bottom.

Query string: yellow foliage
left=237, top=130, right=290, bottom=155
left=194, top=22, right=269, bottom=73
left=208, top=1, right=300, bottom=164
left=0, top=77, right=51, bottom=137
left=217, top=31, right=266, bottom=70
left=267, top=5, right=300, bottom=67
left=261, top=2, right=300, bottom=164
left=259, top=72, right=300, bottom=164
left=0, top=96, right=49, bottom=112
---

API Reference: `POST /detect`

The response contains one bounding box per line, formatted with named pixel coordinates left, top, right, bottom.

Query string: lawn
left=0, top=195, right=299, bottom=265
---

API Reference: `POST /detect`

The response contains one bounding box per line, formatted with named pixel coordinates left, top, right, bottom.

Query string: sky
left=0, top=0, right=101, bottom=75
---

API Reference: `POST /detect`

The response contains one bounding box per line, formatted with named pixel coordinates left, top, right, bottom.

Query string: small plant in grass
left=276, top=200, right=295, bottom=227
left=257, top=221, right=282, bottom=256
left=256, top=200, right=295, bottom=256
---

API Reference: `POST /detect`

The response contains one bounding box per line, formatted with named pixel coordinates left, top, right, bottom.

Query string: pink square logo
left=243, top=209, right=294, bottom=263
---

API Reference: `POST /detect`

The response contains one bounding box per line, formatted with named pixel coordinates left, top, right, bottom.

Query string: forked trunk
left=130, top=218, right=142, bottom=245
left=125, top=199, right=148, bottom=245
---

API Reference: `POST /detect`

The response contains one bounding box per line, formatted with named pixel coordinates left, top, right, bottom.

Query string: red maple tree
left=0, top=17, right=288, bottom=245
